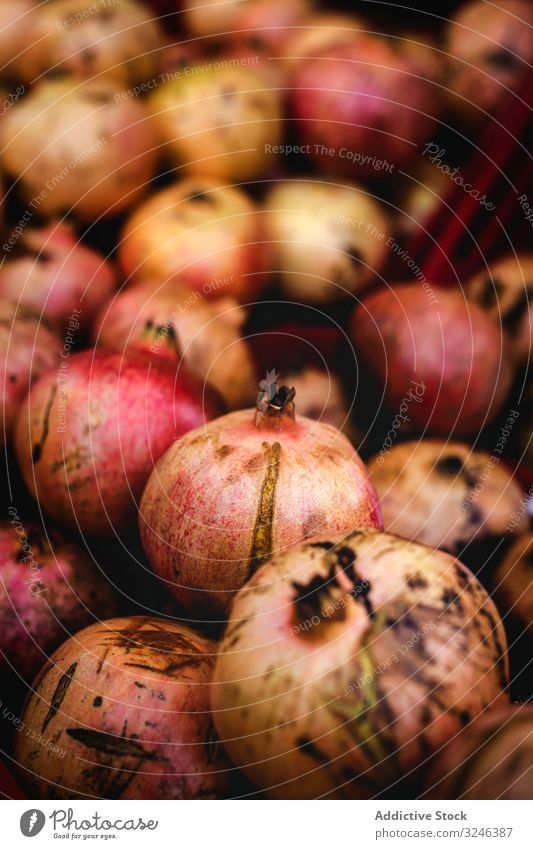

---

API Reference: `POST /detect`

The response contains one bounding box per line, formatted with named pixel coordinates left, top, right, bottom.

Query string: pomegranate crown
left=256, top=370, right=295, bottom=426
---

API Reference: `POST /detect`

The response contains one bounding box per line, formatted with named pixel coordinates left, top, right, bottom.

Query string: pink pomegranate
left=290, top=36, right=438, bottom=176
left=119, top=178, right=270, bottom=302
left=227, top=0, right=312, bottom=56
left=0, top=301, right=60, bottom=449
left=0, top=519, right=116, bottom=682
left=1, top=78, right=158, bottom=221
left=0, top=223, right=116, bottom=330
left=15, top=616, right=232, bottom=799
left=93, top=279, right=255, bottom=409
left=212, top=529, right=509, bottom=798
left=15, top=350, right=223, bottom=537
left=140, top=378, right=381, bottom=618
left=279, top=12, right=366, bottom=70
left=351, top=283, right=514, bottom=436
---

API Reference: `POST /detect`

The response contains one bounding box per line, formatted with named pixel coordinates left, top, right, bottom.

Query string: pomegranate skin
left=15, top=350, right=223, bottom=537
left=140, top=403, right=381, bottom=618
left=290, top=37, right=438, bottom=176
left=15, top=616, right=232, bottom=799
left=351, top=284, right=514, bottom=436
left=0, top=301, right=60, bottom=449
left=0, top=223, right=116, bottom=330
left=211, top=529, right=508, bottom=799
left=0, top=520, right=116, bottom=682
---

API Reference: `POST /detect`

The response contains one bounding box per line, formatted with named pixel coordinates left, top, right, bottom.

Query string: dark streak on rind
left=41, top=662, right=77, bottom=732
left=32, top=383, right=58, bottom=463
left=66, top=728, right=165, bottom=761
left=248, top=441, right=281, bottom=577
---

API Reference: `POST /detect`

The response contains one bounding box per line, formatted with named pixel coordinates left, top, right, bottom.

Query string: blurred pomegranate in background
left=120, top=178, right=270, bottom=301
left=393, top=161, right=448, bottom=236
left=445, top=0, right=533, bottom=128
left=351, top=283, right=514, bottom=436
left=264, top=179, right=390, bottom=303
left=0, top=520, right=116, bottom=682
left=15, top=350, right=223, bottom=537
left=140, top=379, right=381, bottom=617
left=0, top=301, right=60, bottom=450
left=1, top=78, right=158, bottom=221
left=279, top=13, right=365, bottom=69
left=493, top=533, right=533, bottom=638
left=0, top=223, right=116, bottom=330
left=15, top=616, right=232, bottom=799
left=277, top=366, right=359, bottom=443
left=291, top=36, right=438, bottom=177
left=93, top=279, right=256, bottom=409
left=466, top=254, right=533, bottom=367
left=21, top=0, right=164, bottom=86
left=0, top=1, right=37, bottom=82
left=181, top=0, right=248, bottom=38
left=227, top=0, right=312, bottom=55
left=149, top=60, right=282, bottom=181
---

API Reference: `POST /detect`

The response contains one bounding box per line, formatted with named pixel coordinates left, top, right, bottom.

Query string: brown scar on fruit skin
left=41, top=662, right=77, bottom=732
left=32, top=384, right=58, bottom=463
left=248, top=441, right=281, bottom=577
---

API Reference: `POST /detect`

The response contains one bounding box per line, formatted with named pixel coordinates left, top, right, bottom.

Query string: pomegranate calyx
left=255, top=379, right=296, bottom=429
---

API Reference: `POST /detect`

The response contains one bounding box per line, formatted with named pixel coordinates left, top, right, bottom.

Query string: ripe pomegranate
left=0, top=519, right=116, bottom=682
left=119, top=178, right=270, bottom=302
left=149, top=60, right=282, bottom=181
left=445, top=0, right=533, bottom=128
left=93, top=279, right=256, bottom=409
left=265, top=179, right=390, bottom=303
left=424, top=705, right=533, bottom=800
left=140, top=379, right=381, bottom=618
left=227, top=0, right=312, bottom=56
left=0, top=301, right=60, bottom=449
left=351, top=283, right=514, bottom=436
left=279, top=13, right=366, bottom=70
left=0, top=78, right=158, bottom=221
left=493, top=533, right=533, bottom=638
left=212, top=528, right=508, bottom=799
left=278, top=366, right=359, bottom=444
left=368, top=440, right=527, bottom=559
left=290, top=36, right=438, bottom=177
left=0, top=223, right=116, bottom=330
left=15, top=350, right=223, bottom=537
left=15, top=616, right=232, bottom=799
left=182, top=0, right=246, bottom=38
left=466, top=254, right=533, bottom=367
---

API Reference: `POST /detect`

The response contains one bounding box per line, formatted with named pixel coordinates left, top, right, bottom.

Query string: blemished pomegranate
left=264, top=179, right=390, bottom=303
left=0, top=519, right=116, bottom=682
left=424, top=705, right=533, bottom=800
left=445, top=0, right=533, bottom=128
left=290, top=36, right=438, bottom=177
left=368, top=440, right=528, bottom=558
left=0, top=78, right=158, bottom=221
left=119, top=178, right=270, bottom=302
left=93, top=279, right=256, bottom=409
left=0, top=223, right=116, bottom=331
left=140, top=378, right=381, bottom=618
left=465, top=254, right=533, bottom=367
left=15, top=350, right=223, bottom=537
left=0, top=301, right=60, bottom=449
left=15, top=616, right=232, bottom=799
left=149, top=60, right=282, bottom=182
left=493, top=533, right=533, bottom=638
left=351, top=283, right=514, bottom=436
left=211, top=528, right=509, bottom=799
left=20, top=0, right=163, bottom=87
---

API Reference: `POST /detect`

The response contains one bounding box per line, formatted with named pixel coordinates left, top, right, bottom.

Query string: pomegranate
left=0, top=77, right=158, bottom=221
left=278, top=366, right=359, bottom=444
left=0, top=223, right=116, bottom=331
left=424, top=705, right=533, bottom=800
left=211, top=528, right=508, bottom=799
left=279, top=13, right=366, bottom=70
left=0, top=1, right=37, bottom=81
left=149, top=60, right=282, bottom=181
left=15, top=349, right=223, bottom=537
left=20, top=0, right=163, bottom=87
left=227, top=0, right=312, bottom=56
left=93, top=278, right=256, bottom=409
left=394, top=161, right=448, bottom=236
left=445, top=0, right=533, bottom=128
left=290, top=36, right=438, bottom=177
left=15, top=616, right=232, bottom=799
left=351, top=283, right=514, bottom=436
left=265, top=179, right=390, bottom=303
left=395, top=31, right=443, bottom=86
left=493, top=533, right=533, bottom=638
left=119, top=178, right=270, bottom=302
left=0, top=301, right=60, bottom=449
left=140, top=377, right=381, bottom=618
left=368, top=440, right=527, bottom=558
left=466, top=254, right=533, bottom=367
left=182, top=0, right=246, bottom=38
left=0, top=519, right=116, bottom=682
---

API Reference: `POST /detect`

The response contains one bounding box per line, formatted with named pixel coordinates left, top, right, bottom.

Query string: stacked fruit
left=0, top=0, right=531, bottom=801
